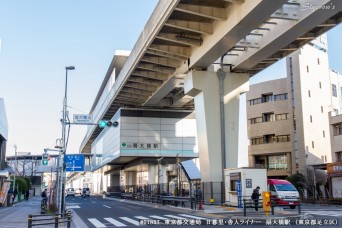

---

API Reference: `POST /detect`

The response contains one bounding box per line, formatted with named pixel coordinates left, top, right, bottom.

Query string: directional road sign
left=65, top=154, right=84, bottom=172
left=73, top=114, right=92, bottom=124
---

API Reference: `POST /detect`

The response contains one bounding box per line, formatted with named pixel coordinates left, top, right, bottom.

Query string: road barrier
left=28, top=211, right=72, bottom=228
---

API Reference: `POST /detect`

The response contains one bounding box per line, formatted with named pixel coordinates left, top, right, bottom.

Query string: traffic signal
left=42, top=153, right=48, bottom=166
left=98, top=120, right=119, bottom=128
left=262, top=191, right=271, bottom=215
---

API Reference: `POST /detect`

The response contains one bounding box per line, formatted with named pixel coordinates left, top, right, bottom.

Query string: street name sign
left=73, top=114, right=92, bottom=124
left=65, top=154, right=85, bottom=172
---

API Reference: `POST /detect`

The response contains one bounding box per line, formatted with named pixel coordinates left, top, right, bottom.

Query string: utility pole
left=60, top=66, right=75, bottom=214
left=13, top=145, right=17, bottom=193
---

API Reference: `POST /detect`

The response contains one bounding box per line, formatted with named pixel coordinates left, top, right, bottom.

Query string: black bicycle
left=40, top=198, right=48, bottom=214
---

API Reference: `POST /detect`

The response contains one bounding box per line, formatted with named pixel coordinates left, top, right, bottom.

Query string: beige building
left=247, top=35, right=342, bottom=178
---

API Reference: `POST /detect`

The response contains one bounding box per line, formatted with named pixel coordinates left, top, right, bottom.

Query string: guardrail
left=242, top=199, right=302, bottom=216
left=28, top=212, right=72, bottom=228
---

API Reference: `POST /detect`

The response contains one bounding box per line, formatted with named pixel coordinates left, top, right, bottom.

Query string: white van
left=268, top=179, right=300, bottom=209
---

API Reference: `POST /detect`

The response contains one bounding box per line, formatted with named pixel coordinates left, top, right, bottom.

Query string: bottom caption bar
left=139, top=218, right=339, bottom=226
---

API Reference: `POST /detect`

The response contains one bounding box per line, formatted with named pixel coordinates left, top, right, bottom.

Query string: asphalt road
left=66, top=196, right=341, bottom=228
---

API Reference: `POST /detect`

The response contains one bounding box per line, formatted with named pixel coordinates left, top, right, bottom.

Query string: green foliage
left=48, top=203, right=58, bottom=213
left=15, top=177, right=28, bottom=193
left=24, top=177, right=32, bottom=189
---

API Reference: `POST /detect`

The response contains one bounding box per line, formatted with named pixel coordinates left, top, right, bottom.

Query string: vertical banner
left=237, top=180, right=242, bottom=208
left=0, top=181, right=11, bottom=205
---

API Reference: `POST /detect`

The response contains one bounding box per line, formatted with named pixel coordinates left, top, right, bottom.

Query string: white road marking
left=149, top=215, right=168, bottom=220
left=119, top=217, right=140, bottom=226
left=164, top=215, right=189, bottom=219
left=88, top=218, right=107, bottom=227
left=178, top=214, right=206, bottom=220
left=135, top=216, right=149, bottom=220
left=91, top=201, right=96, bottom=203
left=104, top=218, right=127, bottom=227
left=103, top=205, right=111, bottom=208
left=66, top=205, right=80, bottom=209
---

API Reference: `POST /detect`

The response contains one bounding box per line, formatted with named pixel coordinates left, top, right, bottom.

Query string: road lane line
left=88, top=218, right=107, bottom=227
left=91, top=201, right=96, bottom=203
left=135, top=216, right=149, bottom=220
left=119, top=217, right=140, bottom=226
left=104, top=218, right=127, bottom=227
left=178, top=214, right=206, bottom=220
left=164, top=215, right=189, bottom=219
left=103, top=205, right=111, bottom=208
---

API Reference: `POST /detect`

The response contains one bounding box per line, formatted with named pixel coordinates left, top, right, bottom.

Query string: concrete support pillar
left=125, top=171, right=137, bottom=186
left=184, top=70, right=249, bottom=182
left=110, top=175, right=120, bottom=187
left=148, top=165, right=158, bottom=184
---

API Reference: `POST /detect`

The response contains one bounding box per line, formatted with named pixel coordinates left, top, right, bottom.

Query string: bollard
left=28, top=214, right=33, bottom=228
left=67, top=211, right=72, bottom=228
left=198, top=199, right=204, bottom=210
left=55, top=215, right=59, bottom=228
left=243, top=199, right=246, bottom=216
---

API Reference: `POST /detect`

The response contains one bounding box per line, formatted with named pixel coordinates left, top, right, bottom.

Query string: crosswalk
left=87, top=214, right=207, bottom=227
left=302, top=209, right=342, bottom=217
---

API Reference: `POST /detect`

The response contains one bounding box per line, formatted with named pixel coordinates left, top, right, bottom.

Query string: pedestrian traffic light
left=42, top=153, right=48, bottom=166
left=98, top=120, right=119, bottom=128
left=262, top=191, right=271, bottom=215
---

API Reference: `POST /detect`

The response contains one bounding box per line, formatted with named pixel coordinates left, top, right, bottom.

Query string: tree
left=15, top=177, right=28, bottom=194
left=286, top=172, right=309, bottom=197
left=24, top=177, right=32, bottom=190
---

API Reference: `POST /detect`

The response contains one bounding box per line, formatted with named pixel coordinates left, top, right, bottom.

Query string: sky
left=0, top=0, right=158, bottom=155
left=1, top=1, right=342, bottom=157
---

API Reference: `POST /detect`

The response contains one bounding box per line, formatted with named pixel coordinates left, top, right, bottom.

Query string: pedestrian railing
left=28, top=212, right=72, bottom=228
left=242, top=199, right=302, bottom=216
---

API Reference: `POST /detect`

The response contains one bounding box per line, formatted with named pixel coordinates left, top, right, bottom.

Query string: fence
left=107, top=181, right=225, bottom=204
left=27, top=212, right=72, bottom=228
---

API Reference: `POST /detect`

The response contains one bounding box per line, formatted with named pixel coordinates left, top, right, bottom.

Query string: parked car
left=66, top=188, right=75, bottom=197
left=82, top=187, right=90, bottom=197
left=75, top=188, right=82, bottom=195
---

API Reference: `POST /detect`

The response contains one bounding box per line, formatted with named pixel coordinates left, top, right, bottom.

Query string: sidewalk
left=104, top=196, right=307, bottom=220
left=0, top=197, right=85, bottom=228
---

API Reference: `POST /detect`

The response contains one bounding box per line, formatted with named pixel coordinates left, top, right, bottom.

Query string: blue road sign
left=65, top=154, right=84, bottom=172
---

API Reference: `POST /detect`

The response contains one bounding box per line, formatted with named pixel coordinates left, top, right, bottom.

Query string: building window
left=307, top=65, right=309, bottom=72
left=251, top=137, right=264, bottom=145
left=308, top=90, right=311, bottom=97
left=250, top=117, right=262, bottom=124
left=268, top=155, right=288, bottom=170
left=335, top=124, right=342, bottom=135
left=332, top=84, right=337, bottom=97
left=325, top=155, right=327, bottom=162
left=264, top=134, right=276, bottom=143
left=274, top=93, right=288, bottom=101
left=276, top=135, right=290, bottom=142
left=263, top=113, right=274, bottom=122
left=310, top=115, right=312, bottom=123
left=321, top=106, right=323, bottom=113
left=262, top=94, right=273, bottom=103
left=317, top=58, right=320, bottom=65
left=323, top=130, right=325, bottom=138
left=249, top=98, right=262, bottom=105
left=336, top=152, right=342, bottom=162
left=334, top=109, right=339, bottom=115
left=319, top=82, right=322, bottom=89
left=312, top=141, right=314, bottom=148
left=275, top=113, right=289, bottom=121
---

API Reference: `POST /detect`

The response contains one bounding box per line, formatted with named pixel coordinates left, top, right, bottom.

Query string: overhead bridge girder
left=165, top=19, right=213, bottom=35
left=174, top=3, right=227, bottom=21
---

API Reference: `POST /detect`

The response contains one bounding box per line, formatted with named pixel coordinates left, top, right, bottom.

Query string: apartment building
left=247, top=35, right=342, bottom=178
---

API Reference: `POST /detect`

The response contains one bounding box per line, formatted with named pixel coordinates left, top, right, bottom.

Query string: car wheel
left=290, top=205, right=296, bottom=209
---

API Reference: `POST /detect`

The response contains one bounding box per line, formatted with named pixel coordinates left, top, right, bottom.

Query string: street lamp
left=59, top=66, right=75, bottom=214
